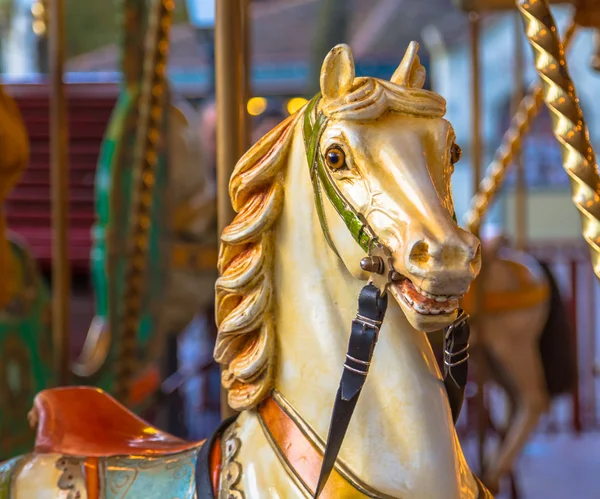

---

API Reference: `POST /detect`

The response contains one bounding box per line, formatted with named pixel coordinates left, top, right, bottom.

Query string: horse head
left=313, top=43, right=481, bottom=332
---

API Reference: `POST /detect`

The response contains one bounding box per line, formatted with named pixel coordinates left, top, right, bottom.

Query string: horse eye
left=325, top=146, right=346, bottom=170
left=450, top=143, right=462, bottom=164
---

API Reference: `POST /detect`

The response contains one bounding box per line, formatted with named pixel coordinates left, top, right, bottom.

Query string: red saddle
left=32, top=386, right=204, bottom=457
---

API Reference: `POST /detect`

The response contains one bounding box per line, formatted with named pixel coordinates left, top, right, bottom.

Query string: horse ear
left=391, top=41, right=426, bottom=88
left=320, top=44, right=355, bottom=101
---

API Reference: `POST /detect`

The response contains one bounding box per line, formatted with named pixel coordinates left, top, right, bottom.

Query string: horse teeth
left=414, top=303, right=429, bottom=314
left=415, top=286, right=450, bottom=302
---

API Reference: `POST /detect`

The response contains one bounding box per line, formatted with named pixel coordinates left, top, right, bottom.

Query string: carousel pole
left=517, top=0, right=600, bottom=280
left=468, top=9, right=487, bottom=475
left=465, top=20, right=577, bottom=233
left=242, top=0, right=251, bottom=148
left=215, top=0, right=249, bottom=418
left=513, top=13, right=526, bottom=251
left=49, top=0, right=71, bottom=386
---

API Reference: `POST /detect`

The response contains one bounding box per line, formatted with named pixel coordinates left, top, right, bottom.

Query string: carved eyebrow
left=321, top=125, right=347, bottom=143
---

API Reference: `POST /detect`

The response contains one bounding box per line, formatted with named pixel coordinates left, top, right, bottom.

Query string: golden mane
left=215, top=74, right=446, bottom=410
left=215, top=111, right=301, bottom=410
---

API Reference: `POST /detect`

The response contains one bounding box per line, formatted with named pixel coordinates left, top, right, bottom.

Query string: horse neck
left=271, top=117, right=476, bottom=497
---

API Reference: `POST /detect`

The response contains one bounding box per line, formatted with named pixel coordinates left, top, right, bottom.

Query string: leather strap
left=315, top=283, right=388, bottom=498
left=442, top=310, right=470, bottom=424
left=303, top=95, right=374, bottom=253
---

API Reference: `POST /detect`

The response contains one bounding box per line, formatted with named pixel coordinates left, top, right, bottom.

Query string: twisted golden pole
left=518, top=0, right=600, bottom=279
left=115, top=0, right=173, bottom=403
left=465, top=19, right=577, bottom=233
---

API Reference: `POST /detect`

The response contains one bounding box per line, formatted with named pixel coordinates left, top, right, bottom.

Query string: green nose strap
left=303, top=94, right=460, bottom=255
left=303, top=95, right=374, bottom=255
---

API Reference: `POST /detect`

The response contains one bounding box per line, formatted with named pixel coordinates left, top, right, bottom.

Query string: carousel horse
left=77, top=0, right=215, bottom=407
left=461, top=230, right=574, bottom=493
left=0, top=43, right=493, bottom=498
left=0, top=86, right=53, bottom=459
left=78, top=94, right=216, bottom=405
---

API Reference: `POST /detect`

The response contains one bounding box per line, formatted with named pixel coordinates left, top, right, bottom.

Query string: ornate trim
left=219, top=422, right=245, bottom=499
left=0, top=455, right=26, bottom=497
left=256, top=408, right=312, bottom=499
left=55, top=456, right=87, bottom=499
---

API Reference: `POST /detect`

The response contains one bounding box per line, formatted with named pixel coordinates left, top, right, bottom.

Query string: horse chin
left=390, top=284, right=459, bottom=333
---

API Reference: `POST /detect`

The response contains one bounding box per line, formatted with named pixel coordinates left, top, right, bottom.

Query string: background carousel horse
left=78, top=93, right=215, bottom=402
left=73, top=0, right=172, bottom=403
left=0, top=85, right=53, bottom=459
left=75, top=0, right=216, bottom=413
left=460, top=228, right=574, bottom=494
left=0, top=42, right=493, bottom=498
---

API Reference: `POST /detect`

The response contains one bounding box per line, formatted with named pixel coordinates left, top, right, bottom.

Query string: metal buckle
left=360, top=242, right=396, bottom=292
left=444, top=309, right=468, bottom=341
left=353, top=313, right=382, bottom=330
left=443, top=309, right=470, bottom=382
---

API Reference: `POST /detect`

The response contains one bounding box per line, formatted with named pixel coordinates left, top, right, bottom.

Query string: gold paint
left=215, top=114, right=299, bottom=411
left=216, top=43, right=487, bottom=498
left=518, top=0, right=600, bottom=279
left=217, top=41, right=481, bottom=403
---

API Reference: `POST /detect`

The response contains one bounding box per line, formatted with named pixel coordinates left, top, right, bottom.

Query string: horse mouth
left=390, top=278, right=461, bottom=316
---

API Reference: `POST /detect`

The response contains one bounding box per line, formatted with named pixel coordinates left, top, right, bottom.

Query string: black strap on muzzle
left=315, top=296, right=470, bottom=498
left=443, top=310, right=470, bottom=424
left=314, top=283, right=387, bottom=498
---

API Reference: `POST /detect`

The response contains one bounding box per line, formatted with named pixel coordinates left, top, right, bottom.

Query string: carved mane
left=215, top=112, right=300, bottom=410
left=216, top=71, right=447, bottom=410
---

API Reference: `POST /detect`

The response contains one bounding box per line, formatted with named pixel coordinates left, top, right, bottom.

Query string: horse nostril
left=408, top=240, right=430, bottom=267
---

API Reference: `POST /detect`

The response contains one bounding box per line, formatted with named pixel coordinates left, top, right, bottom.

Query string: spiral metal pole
left=114, top=0, right=173, bottom=403
left=465, top=19, right=577, bottom=233
left=517, top=0, right=600, bottom=279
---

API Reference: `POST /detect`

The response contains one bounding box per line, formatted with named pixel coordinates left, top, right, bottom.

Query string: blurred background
left=0, top=1, right=598, bottom=498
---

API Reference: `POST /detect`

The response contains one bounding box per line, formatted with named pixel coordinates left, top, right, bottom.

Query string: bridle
left=304, top=94, right=376, bottom=256
left=303, top=94, right=471, bottom=498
